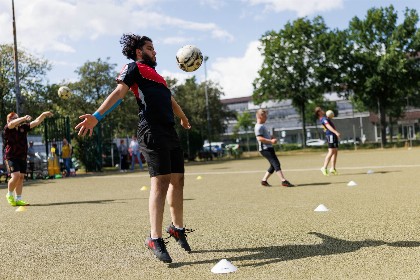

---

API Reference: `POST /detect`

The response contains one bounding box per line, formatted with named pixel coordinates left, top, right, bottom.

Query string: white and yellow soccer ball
left=58, top=86, right=72, bottom=99
left=176, top=45, right=203, bottom=72
left=326, top=110, right=335, bottom=118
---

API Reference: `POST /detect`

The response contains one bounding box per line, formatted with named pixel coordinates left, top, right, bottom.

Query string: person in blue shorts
left=75, top=34, right=192, bottom=263
left=315, top=107, right=341, bottom=176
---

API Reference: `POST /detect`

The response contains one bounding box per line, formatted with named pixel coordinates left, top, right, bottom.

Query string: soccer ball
left=326, top=110, right=334, bottom=118
left=176, top=45, right=203, bottom=72
left=58, top=86, right=72, bottom=99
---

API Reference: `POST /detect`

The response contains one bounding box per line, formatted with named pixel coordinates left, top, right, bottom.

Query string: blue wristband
left=92, top=99, right=122, bottom=122
left=103, top=99, right=122, bottom=117
left=92, top=111, right=103, bottom=122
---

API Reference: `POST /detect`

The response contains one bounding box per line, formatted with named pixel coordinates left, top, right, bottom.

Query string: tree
left=342, top=5, right=420, bottom=146
left=170, top=77, right=235, bottom=159
left=65, top=58, right=139, bottom=171
left=68, top=58, right=139, bottom=138
left=234, top=111, right=254, bottom=152
left=253, top=16, right=338, bottom=147
left=0, top=44, right=51, bottom=121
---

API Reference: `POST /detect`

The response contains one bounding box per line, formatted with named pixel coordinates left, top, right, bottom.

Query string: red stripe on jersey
left=131, top=83, right=140, bottom=99
left=136, top=62, right=167, bottom=87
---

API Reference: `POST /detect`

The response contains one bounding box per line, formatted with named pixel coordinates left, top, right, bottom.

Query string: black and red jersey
left=117, top=62, right=174, bottom=128
left=3, top=123, right=31, bottom=160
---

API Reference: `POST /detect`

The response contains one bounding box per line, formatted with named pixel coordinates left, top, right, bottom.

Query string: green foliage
left=234, top=111, right=254, bottom=151
left=0, top=44, right=51, bottom=122
left=253, top=16, right=339, bottom=146
left=171, top=77, right=235, bottom=158
left=342, top=5, right=420, bottom=145
left=73, top=126, right=102, bottom=172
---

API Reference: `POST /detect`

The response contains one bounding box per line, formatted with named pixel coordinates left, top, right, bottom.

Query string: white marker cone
left=211, top=259, right=237, bottom=274
left=196, top=176, right=202, bottom=180
left=15, top=206, right=27, bottom=212
left=367, top=170, right=374, bottom=174
left=140, top=186, right=148, bottom=191
left=347, top=180, right=357, bottom=186
left=314, top=204, right=329, bottom=212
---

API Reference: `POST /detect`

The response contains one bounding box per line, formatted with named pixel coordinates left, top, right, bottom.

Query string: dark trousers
left=260, top=148, right=281, bottom=174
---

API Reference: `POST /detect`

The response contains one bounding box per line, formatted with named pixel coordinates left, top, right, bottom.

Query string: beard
left=142, top=52, right=157, bottom=67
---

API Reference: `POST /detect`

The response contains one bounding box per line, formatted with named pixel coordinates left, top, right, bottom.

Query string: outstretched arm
left=7, top=115, right=32, bottom=129
left=171, top=96, right=191, bottom=129
left=75, top=82, right=129, bottom=136
left=30, top=111, right=53, bottom=129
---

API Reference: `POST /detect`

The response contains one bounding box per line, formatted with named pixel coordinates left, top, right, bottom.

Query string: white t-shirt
left=129, top=140, right=140, bottom=153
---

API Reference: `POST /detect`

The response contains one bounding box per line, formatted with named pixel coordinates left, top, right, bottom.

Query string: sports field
left=0, top=148, right=419, bottom=279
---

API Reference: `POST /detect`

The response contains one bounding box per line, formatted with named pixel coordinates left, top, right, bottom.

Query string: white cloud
left=246, top=0, right=344, bottom=17
left=0, top=0, right=233, bottom=52
left=162, top=42, right=262, bottom=100
left=199, top=0, right=227, bottom=10
left=161, top=37, right=195, bottom=45
left=209, top=40, right=263, bottom=99
left=161, top=69, right=196, bottom=86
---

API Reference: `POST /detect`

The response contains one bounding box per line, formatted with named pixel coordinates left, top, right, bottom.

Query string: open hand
left=75, top=114, right=98, bottom=136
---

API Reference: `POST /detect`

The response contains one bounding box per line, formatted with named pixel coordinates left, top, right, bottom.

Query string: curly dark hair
left=120, top=34, right=152, bottom=61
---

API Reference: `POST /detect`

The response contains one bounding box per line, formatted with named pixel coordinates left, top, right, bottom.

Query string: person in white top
left=129, top=135, right=143, bottom=171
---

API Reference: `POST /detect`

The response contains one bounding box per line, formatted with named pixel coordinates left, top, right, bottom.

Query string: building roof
left=221, top=96, right=252, bottom=104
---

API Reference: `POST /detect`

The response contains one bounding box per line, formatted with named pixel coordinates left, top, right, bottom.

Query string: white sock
left=175, top=226, right=184, bottom=230
left=16, top=195, right=22, bottom=201
left=7, top=191, right=14, bottom=197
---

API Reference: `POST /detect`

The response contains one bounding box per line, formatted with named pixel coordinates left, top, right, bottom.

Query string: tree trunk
left=379, top=100, right=387, bottom=146
left=301, top=102, right=307, bottom=147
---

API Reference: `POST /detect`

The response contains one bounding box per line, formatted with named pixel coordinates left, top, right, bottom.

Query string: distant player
left=4, top=111, right=53, bottom=206
left=315, top=107, right=341, bottom=176
left=254, top=109, right=294, bottom=187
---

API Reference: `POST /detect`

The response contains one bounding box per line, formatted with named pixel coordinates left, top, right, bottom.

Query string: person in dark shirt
left=4, top=111, right=53, bottom=206
left=118, top=139, right=129, bottom=172
left=75, top=34, right=191, bottom=263
left=315, top=107, right=341, bottom=176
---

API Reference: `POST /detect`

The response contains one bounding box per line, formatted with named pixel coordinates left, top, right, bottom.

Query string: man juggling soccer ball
left=75, top=34, right=194, bottom=263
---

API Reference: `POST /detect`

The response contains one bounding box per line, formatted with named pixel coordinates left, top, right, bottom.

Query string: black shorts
left=260, top=147, right=281, bottom=173
left=138, top=124, right=184, bottom=177
left=5, top=158, right=27, bottom=174
left=326, top=134, right=339, bottom=148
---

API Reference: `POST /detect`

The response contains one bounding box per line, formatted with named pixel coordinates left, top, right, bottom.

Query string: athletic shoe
left=320, top=167, right=329, bottom=176
left=329, top=169, right=338, bottom=175
left=6, top=194, right=16, bottom=206
left=166, top=224, right=193, bottom=252
left=145, top=237, right=172, bottom=263
left=261, top=180, right=271, bottom=187
left=15, top=200, right=29, bottom=206
left=281, top=180, right=294, bottom=187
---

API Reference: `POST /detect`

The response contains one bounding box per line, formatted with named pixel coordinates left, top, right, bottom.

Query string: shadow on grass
left=296, top=182, right=345, bottom=187
left=29, top=196, right=154, bottom=206
left=344, top=170, right=401, bottom=176
left=170, top=232, right=420, bottom=268
left=30, top=199, right=120, bottom=206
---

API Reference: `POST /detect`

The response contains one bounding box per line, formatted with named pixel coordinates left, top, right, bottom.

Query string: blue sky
left=1, top=0, right=420, bottom=99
